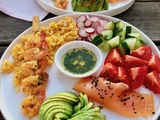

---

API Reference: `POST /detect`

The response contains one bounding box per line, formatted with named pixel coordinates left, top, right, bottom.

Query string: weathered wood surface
left=0, top=0, right=160, bottom=120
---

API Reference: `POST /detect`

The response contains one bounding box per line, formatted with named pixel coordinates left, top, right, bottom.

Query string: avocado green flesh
left=38, top=91, right=106, bottom=120
left=72, top=0, right=109, bottom=12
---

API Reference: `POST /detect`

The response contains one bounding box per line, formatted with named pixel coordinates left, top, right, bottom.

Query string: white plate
left=0, top=14, right=160, bottom=120
left=36, top=0, right=135, bottom=16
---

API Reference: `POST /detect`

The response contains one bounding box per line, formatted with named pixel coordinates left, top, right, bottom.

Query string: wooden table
left=0, top=0, right=160, bottom=119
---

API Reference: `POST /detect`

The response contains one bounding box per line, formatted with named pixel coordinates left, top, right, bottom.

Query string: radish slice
left=76, top=15, right=87, bottom=23
left=87, top=36, right=92, bottom=42
left=85, top=14, right=90, bottom=20
left=77, top=35, right=83, bottom=40
left=78, top=27, right=89, bottom=38
left=85, top=27, right=95, bottom=34
left=90, top=16, right=99, bottom=22
left=99, top=19, right=109, bottom=26
left=91, top=21, right=100, bottom=29
left=77, top=22, right=85, bottom=28
left=96, top=25, right=105, bottom=34
left=84, top=19, right=92, bottom=27
left=90, top=32, right=98, bottom=39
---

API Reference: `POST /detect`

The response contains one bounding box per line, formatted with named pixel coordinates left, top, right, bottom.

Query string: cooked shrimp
left=55, top=0, right=68, bottom=9
left=21, top=86, right=45, bottom=118
left=21, top=73, right=48, bottom=95
left=21, top=61, right=38, bottom=77
left=36, top=57, right=48, bottom=75
left=24, top=31, right=49, bottom=61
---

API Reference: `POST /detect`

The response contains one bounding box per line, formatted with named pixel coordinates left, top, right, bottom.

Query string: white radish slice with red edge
left=77, top=22, right=85, bottom=28
left=77, top=35, right=83, bottom=40
left=91, top=21, right=100, bottom=29
left=99, top=19, right=109, bottom=26
left=84, top=19, right=92, bottom=27
left=87, top=36, right=92, bottom=42
left=96, top=25, right=105, bottom=34
left=90, top=32, right=98, bottom=39
left=85, top=27, right=95, bottom=34
left=78, top=27, right=89, bottom=38
left=85, top=14, right=90, bottom=20
left=90, top=16, right=99, bottom=22
left=76, top=14, right=87, bottom=23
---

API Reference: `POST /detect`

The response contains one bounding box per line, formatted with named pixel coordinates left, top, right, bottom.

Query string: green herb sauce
left=62, top=48, right=97, bottom=74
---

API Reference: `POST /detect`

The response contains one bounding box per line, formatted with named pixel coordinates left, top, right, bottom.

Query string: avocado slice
left=75, top=6, right=90, bottom=12
left=72, top=102, right=94, bottom=117
left=72, top=0, right=78, bottom=10
left=103, top=0, right=109, bottom=10
left=84, top=0, right=94, bottom=7
left=50, top=91, right=78, bottom=100
left=45, top=108, right=72, bottom=120
left=55, top=112, right=70, bottom=119
left=90, top=0, right=99, bottom=12
left=95, top=0, right=104, bottom=11
left=48, top=91, right=79, bottom=103
left=38, top=101, right=73, bottom=120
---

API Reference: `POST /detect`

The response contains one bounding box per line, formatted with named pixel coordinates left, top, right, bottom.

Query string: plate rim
left=36, top=0, right=135, bottom=16
left=0, top=13, right=160, bottom=120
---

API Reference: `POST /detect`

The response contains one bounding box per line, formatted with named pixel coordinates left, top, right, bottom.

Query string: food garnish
left=38, top=91, right=106, bottom=120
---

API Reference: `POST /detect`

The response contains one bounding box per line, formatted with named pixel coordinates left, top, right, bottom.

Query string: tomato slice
left=99, top=63, right=118, bottom=83
left=148, top=55, right=160, bottom=73
left=128, top=66, right=148, bottom=89
left=144, top=71, right=160, bottom=93
left=125, top=55, right=148, bottom=70
left=117, top=66, right=130, bottom=86
left=104, top=48, right=124, bottom=66
left=131, top=46, right=152, bottom=61
left=100, top=63, right=130, bottom=86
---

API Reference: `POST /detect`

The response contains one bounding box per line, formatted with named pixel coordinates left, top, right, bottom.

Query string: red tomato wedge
left=125, top=55, right=148, bottom=70
left=128, top=66, right=148, bottom=89
left=131, top=46, right=152, bottom=61
left=73, top=76, right=155, bottom=118
left=144, top=71, right=160, bottom=94
left=100, top=63, right=130, bottom=86
left=117, top=66, right=130, bottom=86
left=99, top=63, right=118, bottom=82
left=148, top=55, right=160, bottom=73
left=104, top=48, right=124, bottom=66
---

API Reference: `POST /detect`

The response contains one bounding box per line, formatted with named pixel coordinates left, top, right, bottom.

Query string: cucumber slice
left=127, top=33, right=141, bottom=39
left=114, top=28, right=123, bottom=36
left=104, top=21, right=115, bottom=30
left=123, top=38, right=138, bottom=50
left=108, top=35, right=120, bottom=48
left=118, top=44, right=126, bottom=55
left=91, top=34, right=103, bottom=46
left=136, top=39, right=146, bottom=48
left=98, top=41, right=111, bottom=52
left=120, top=41, right=130, bottom=55
left=115, top=26, right=132, bottom=41
left=101, top=30, right=113, bottom=40
left=114, top=21, right=123, bottom=29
